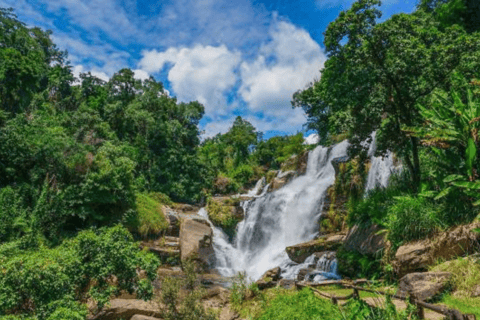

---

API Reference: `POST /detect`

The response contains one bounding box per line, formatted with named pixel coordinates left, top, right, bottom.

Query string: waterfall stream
left=203, top=141, right=349, bottom=281
left=365, top=132, right=396, bottom=192
left=202, top=136, right=397, bottom=282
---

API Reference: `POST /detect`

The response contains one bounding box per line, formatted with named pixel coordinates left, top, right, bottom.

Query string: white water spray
left=207, top=141, right=349, bottom=280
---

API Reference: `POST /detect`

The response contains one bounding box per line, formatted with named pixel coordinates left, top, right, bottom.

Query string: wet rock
left=397, top=272, right=452, bottom=301
left=280, top=151, right=309, bottom=176
left=263, top=266, right=282, bottom=281
left=297, top=268, right=315, bottom=281
left=286, top=234, right=345, bottom=263
left=278, top=279, right=296, bottom=289
left=179, top=218, right=214, bottom=272
left=343, top=224, right=386, bottom=256
left=393, top=222, right=480, bottom=277
left=90, top=299, right=162, bottom=320
left=165, top=210, right=180, bottom=237
left=269, top=171, right=297, bottom=191
left=256, top=267, right=282, bottom=290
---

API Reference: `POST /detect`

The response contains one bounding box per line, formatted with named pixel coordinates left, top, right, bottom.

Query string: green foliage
left=384, top=196, right=445, bottom=248
left=337, top=247, right=384, bottom=280
left=410, top=77, right=480, bottom=205
left=205, top=197, right=241, bottom=235
left=431, top=256, right=480, bottom=297
left=126, top=192, right=169, bottom=238
left=0, top=225, right=159, bottom=319
left=255, top=288, right=341, bottom=320
left=230, top=164, right=255, bottom=186
left=229, top=272, right=258, bottom=308
left=254, top=287, right=417, bottom=320
left=438, top=295, right=480, bottom=318
left=294, top=0, right=480, bottom=190
left=159, top=259, right=217, bottom=320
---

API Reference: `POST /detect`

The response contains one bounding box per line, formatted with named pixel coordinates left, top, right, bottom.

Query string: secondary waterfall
left=206, top=140, right=349, bottom=281
left=365, top=132, right=396, bottom=192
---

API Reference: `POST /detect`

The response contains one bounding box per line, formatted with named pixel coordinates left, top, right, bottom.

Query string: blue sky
left=0, top=0, right=417, bottom=139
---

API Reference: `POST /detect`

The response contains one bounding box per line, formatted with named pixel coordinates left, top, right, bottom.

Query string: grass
left=430, top=256, right=480, bottom=297
left=320, top=285, right=388, bottom=299
left=438, top=295, right=480, bottom=317
left=128, top=192, right=170, bottom=238
left=233, top=284, right=416, bottom=320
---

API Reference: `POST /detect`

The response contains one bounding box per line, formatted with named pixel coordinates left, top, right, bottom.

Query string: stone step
left=164, top=242, right=179, bottom=248
left=164, top=236, right=180, bottom=243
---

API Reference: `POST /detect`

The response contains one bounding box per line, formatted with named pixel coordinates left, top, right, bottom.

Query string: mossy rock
left=206, top=197, right=243, bottom=237
left=127, top=193, right=170, bottom=238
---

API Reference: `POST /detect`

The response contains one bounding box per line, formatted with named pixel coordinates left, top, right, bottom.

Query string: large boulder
left=179, top=218, right=215, bottom=272
left=90, top=299, right=162, bottom=320
left=286, top=234, right=345, bottom=263
left=393, top=222, right=480, bottom=277
left=343, top=224, right=386, bottom=256
left=397, top=272, right=452, bottom=301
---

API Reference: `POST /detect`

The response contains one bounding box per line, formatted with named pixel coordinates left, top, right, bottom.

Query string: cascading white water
left=365, top=132, right=395, bottom=192
left=208, top=141, right=349, bottom=281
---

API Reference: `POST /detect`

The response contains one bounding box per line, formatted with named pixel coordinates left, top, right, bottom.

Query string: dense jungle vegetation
left=1, top=0, right=480, bottom=318
left=294, top=0, right=480, bottom=244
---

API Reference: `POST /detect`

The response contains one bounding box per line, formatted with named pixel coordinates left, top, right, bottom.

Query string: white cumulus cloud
left=138, top=45, right=241, bottom=115
left=304, top=133, right=320, bottom=145
left=239, top=21, right=325, bottom=115
left=133, top=69, right=150, bottom=81
left=72, top=65, right=110, bottom=82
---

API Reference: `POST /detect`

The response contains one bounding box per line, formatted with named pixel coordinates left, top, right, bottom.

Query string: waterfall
left=206, top=141, right=349, bottom=281
left=365, top=132, right=396, bottom=192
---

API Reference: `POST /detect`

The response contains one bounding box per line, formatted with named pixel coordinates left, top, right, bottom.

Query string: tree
left=0, top=7, right=67, bottom=115
left=223, top=116, right=257, bottom=165
left=294, top=0, right=480, bottom=191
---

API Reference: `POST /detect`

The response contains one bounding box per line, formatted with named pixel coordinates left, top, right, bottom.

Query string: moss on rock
left=206, top=197, right=243, bottom=236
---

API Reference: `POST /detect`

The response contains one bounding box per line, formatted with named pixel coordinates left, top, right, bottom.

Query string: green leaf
left=443, top=174, right=464, bottom=183
left=466, top=137, right=477, bottom=178
left=434, top=186, right=453, bottom=200
left=419, top=191, right=437, bottom=198
left=451, top=181, right=480, bottom=190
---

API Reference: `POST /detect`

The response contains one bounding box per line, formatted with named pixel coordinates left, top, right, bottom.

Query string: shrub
left=230, top=164, right=254, bottom=187
left=0, top=186, right=32, bottom=243
left=126, top=193, right=170, bottom=238
left=385, top=196, right=445, bottom=249
left=336, top=247, right=383, bottom=280
left=158, top=259, right=217, bottom=320
left=213, top=174, right=239, bottom=195
left=0, top=225, right=160, bottom=319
